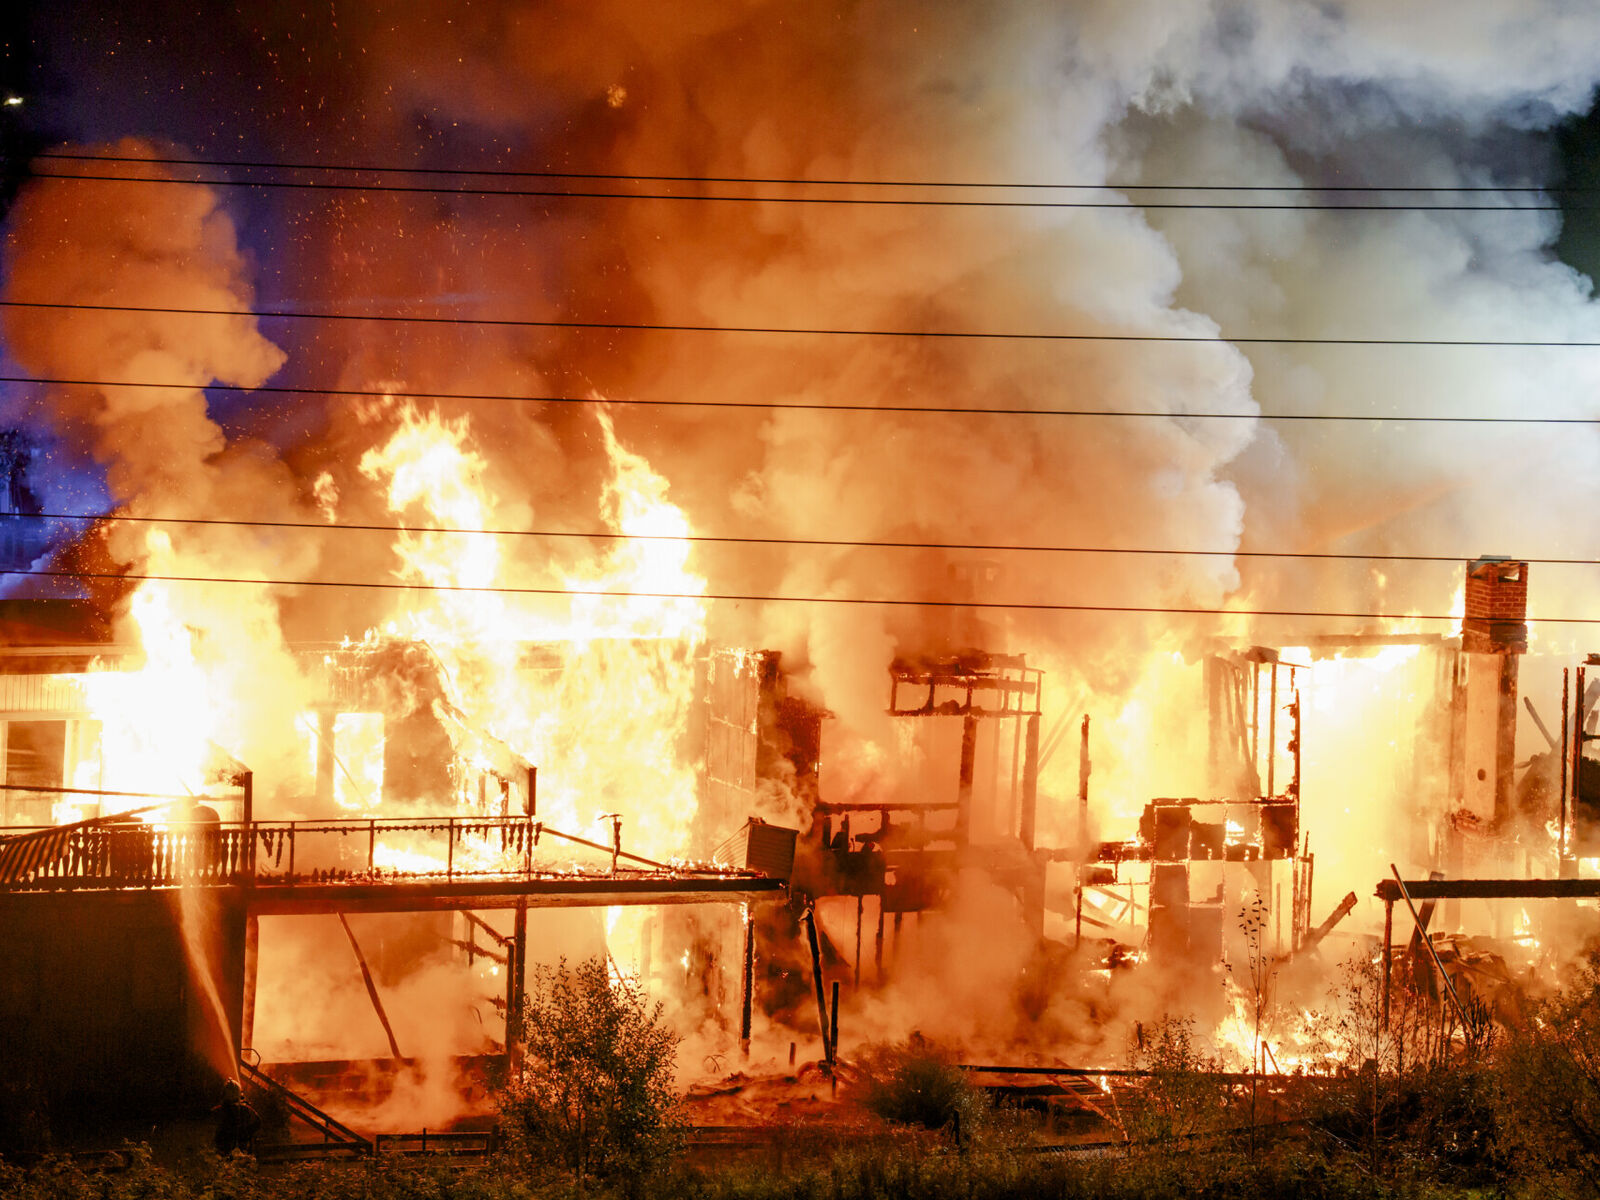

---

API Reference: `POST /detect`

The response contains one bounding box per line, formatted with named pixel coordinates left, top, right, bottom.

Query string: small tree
left=499, top=956, right=683, bottom=1183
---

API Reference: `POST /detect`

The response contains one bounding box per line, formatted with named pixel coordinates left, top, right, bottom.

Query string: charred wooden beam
left=1375, top=877, right=1600, bottom=901
left=804, top=906, right=833, bottom=1075
left=337, top=912, right=402, bottom=1059
left=1301, top=890, right=1358, bottom=953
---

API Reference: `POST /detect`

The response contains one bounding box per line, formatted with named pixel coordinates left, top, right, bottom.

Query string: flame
left=352, top=403, right=707, bottom=857
left=81, top=550, right=219, bottom=806
left=1211, top=979, right=1344, bottom=1075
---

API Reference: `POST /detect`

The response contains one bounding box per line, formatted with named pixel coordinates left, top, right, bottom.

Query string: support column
left=804, top=907, right=832, bottom=1073
left=1495, top=656, right=1520, bottom=830
left=315, top=710, right=336, bottom=807
left=241, top=912, right=259, bottom=1055
left=874, top=901, right=885, bottom=984
left=1020, top=713, right=1041, bottom=853
left=853, top=895, right=863, bottom=988
left=1381, top=898, right=1394, bottom=1028
left=509, top=901, right=528, bottom=1073
left=240, top=771, right=255, bottom=880
left=956, top=714, right=978, bottom=846
left=739, top=907, right=755, bottom=1060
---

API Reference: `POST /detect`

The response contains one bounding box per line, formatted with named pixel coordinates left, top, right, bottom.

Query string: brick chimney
left=1457, top=556, right=1527, bottom=830
left=1461, top=557, right=1527, bottom=655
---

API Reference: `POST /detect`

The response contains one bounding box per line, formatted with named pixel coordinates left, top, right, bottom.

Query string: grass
left=0, top=1116, right=1569, bottom=1200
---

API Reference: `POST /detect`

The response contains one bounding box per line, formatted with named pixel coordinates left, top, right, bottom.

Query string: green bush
left=498, top=956, right=684, bottom=1184
left=1492, top=946, right=1600, bottom=1194
left=849, top=1036, right=989, bottom=1138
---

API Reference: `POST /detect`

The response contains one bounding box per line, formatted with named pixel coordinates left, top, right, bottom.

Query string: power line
left=1, top=373, right=1593, bottom=422
left=21, top=168, right=1569, bottom=212
left=5, top=299, right=1598, bottom=348
left=6, top=565, right=1581, bottom=624
left=15, top=509, right=1600, bottom=568
left=29, top=150, right=1577, bottom=195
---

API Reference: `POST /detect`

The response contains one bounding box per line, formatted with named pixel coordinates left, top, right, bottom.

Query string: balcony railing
left=0, top=813, right=733, bottom=893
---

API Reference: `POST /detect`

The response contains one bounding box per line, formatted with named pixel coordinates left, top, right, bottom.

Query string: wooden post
left=874, top=901, right=885, bottom=983
left=1267, top=665, right=1279, bottom=796
left=315, top=711, right=336, bottom=806
left=1071, top=714, right=1086, bottom=851
left=510, top=900, right=528, bottom=1072
left=1572, top=668, right=1587, bottom=878
left=240, top=771, right=255, bottom=882
left=337, top=913, right=402, bottom=1059
left=1560, top=668, right=1571, bottom=873
left=739, top=906, right=755, bottom=1060
left=1075, top=872, right=1084, bottom=949
left=1381, top=897, right=1393, bottom=1028
left=854, top=895, right=863, bottom=988
left=829, top=980, right=840, bottom=1062
left=241, top=912, right=259, bottom=1055
left=804, top=906, right=832, bottom=1073
left=1021, top=713, right=1041, bottom=852
left=1391, top=866, right=1467, bottom=1027
left=956, top=715, right=978, bottom=846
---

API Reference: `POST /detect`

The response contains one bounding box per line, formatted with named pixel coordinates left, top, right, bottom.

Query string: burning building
left=6, top=0, right=1600, bottom=1152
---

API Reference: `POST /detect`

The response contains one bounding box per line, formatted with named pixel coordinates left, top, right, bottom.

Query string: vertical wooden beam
left=739, top=906, right=755, bottom=1060
left=853, top=895, right=863, bottom=989
left=240, top=771, right=254, bottom=882
left=1381, top=897, right=1393, bottom=1028
left=241, top=912, right=259, bottom=1055
left=1021, top=713, right=1042, bottom=852
left=315, top=710, right=336, bottom=806
left=1267, top=665, right=1279, bottom=797
left=956, top=715, right=978, bottom=846
left=337, top=912, right=401, bottom=1059
left=509, top=900, right=528, bottom=1073
left=829, top=980, right=841, bottom=1062
left=804, top=906, right=832, bottom=1073
left=1495, top=655, right=1521, bottom=833
left=874, top=900, right=885, bottom=984
left=1560, top=668, right=1572, bottom=873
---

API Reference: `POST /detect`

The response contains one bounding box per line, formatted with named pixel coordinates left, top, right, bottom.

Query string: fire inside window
left=3, top=720, right=65, bottom=825
left=0, top=718, right=103, bottom=827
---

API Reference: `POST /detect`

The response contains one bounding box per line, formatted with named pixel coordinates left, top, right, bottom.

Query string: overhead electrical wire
left=12, top=508, right=1600, bottom=568
left=21, top=168, right=1570, bottom=212
left=29, top=150, right=1577, bottom=190
left=4, top=299, right=1598, bottom=348
left=0, top=373, right=1591, bottom=422
left=8, top=565, right=1594, bottom=625
left=25, top=151, right=1582, bottom=211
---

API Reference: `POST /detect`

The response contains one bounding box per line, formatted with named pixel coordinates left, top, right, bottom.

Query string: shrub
left=850, top=1036, right=988, bottom=1139
left=498, top=956, right=684, bottom=1184
left=1125, top=1015, right=1229, bottom=1145
left=1493, top=946, right=1600, bottom=1193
